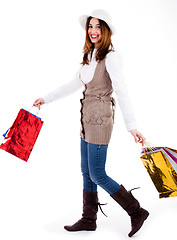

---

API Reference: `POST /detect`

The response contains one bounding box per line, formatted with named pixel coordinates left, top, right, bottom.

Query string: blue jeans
left=81, top=137, right=121, bottom=195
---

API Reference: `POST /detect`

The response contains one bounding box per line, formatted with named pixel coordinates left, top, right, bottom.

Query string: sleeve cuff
left=126, top=121, right=137, bottom=132
left=43, top=95, right=53, bottom=104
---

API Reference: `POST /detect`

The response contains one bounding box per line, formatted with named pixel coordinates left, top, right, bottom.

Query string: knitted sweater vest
left=80, top=57, right=116, bottom=145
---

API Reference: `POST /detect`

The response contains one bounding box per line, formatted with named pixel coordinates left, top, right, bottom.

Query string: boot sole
left=64, top=226, right=96, bottom=232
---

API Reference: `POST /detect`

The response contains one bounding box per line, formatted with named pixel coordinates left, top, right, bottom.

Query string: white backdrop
left=0, top=0, right=177, bottom=239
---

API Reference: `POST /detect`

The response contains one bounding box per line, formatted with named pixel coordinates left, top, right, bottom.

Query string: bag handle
left=144, top=143, right=154, bottom=152
left=28, top=106, right=40, bottom=116
left=142, top=142, right=155, bottom=157
left=27, top=106, right=42, bottom=120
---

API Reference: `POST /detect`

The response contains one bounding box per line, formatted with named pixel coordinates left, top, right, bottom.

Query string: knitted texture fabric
left=80, top=58, right=115, bottom=145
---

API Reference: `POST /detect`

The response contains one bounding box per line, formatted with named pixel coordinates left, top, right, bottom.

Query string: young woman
left=33, top=9, right=149, bottom=238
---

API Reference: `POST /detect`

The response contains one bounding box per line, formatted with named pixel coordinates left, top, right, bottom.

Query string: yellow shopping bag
left=140, top=145, right=177, bottom=198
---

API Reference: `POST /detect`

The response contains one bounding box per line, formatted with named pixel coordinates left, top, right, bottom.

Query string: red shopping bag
left=0, top=108, right=44, bottom=161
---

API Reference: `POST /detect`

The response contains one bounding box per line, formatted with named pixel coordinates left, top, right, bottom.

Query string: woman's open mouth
left=90, top=34, right=99, bottom=39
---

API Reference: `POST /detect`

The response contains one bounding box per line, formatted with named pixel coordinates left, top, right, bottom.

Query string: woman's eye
left=88, top=25, right=100, bottom=29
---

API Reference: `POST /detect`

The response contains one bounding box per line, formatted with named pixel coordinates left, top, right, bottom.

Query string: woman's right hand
left=33, top=98, right=45, bottom=109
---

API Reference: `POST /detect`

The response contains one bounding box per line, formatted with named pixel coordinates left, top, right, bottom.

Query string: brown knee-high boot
left=64, top=190, right=99, bottom=231
left=111, top=185, right=149, bottom=237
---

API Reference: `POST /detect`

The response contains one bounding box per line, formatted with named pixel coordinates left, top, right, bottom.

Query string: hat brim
left=79, top=14, right=116, bottom=35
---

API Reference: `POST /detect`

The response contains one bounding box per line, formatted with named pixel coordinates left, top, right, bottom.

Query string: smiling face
left=88, top=18, right=102, bottom=48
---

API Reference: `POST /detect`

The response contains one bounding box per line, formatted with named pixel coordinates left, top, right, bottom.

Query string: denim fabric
left=81, top=137, right=121, bottom=195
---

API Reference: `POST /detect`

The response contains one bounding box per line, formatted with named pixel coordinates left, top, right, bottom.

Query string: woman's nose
left=91, top=28, right=97, bottom=33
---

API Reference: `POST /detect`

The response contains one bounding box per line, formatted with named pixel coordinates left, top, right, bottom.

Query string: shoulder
left=105, top=50, right=123, bottom=67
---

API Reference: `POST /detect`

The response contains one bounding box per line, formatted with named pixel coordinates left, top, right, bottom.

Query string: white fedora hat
left=79, top=9, right=116, bottom=35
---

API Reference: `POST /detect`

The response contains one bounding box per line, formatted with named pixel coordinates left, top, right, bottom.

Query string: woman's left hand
left=129, top=129, right=146, bottom=146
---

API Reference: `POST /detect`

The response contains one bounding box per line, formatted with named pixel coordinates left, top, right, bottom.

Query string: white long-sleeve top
left=43, top=49, right=137, bottom=131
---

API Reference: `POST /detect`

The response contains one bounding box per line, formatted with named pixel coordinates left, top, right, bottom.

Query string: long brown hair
left=81, top=17, right=114, bottom=65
